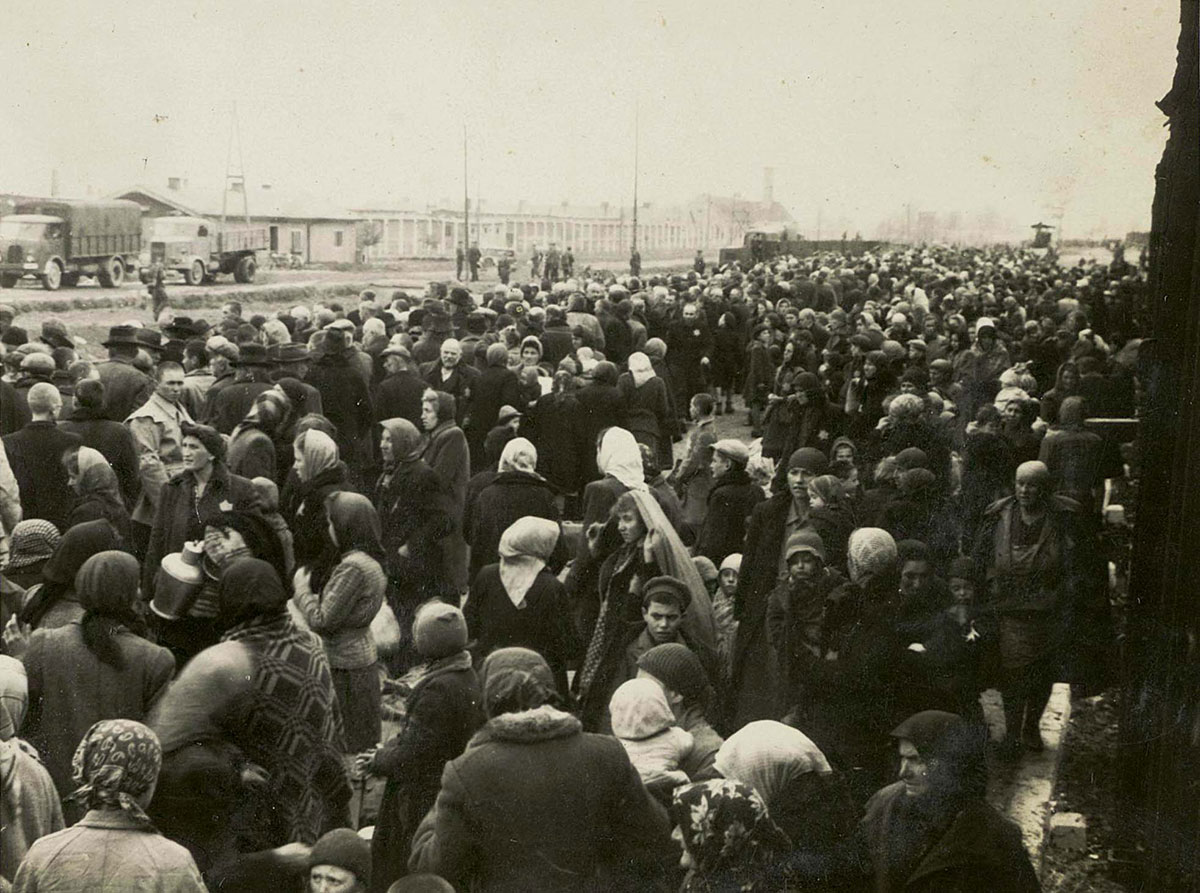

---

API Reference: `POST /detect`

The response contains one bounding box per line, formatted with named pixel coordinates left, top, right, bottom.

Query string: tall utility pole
left=463, top=125, right=469, bottom=251
left=631, top=103, right=640, bottom=253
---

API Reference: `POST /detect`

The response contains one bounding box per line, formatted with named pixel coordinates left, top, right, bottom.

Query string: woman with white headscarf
left=466, top=437, right=565, bottom=583
left=617, top=352, right=674, bottom=472
left=465, top=517, right=578, bottom=696
left=714, top=720, right=857, bottom=861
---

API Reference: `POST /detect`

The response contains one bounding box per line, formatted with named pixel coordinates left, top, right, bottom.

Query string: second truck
left=139, top=215, right=267, bottom=285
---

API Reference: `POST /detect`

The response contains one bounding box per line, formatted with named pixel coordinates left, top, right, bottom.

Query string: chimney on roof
left=600, top=201, right=610, bottom=215
left=167, top=176, right=182, bottom=191
left=763, top=167, right=775, bottom=205
left=260, top=184, right=272, bottom=191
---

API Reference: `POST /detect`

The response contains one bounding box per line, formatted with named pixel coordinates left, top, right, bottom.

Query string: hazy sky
left=1, top=0, right=1179, bottom=240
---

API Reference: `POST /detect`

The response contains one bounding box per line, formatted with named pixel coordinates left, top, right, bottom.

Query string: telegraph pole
left=631, top=102, right=640, bottom=253
left=463, top=125, right=469, bottom=253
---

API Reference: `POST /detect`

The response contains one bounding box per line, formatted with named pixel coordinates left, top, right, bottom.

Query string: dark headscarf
left=76, top=551, right=142, bottom=670
left=20, top=519, right=120, bottom=628
left=478, top=647, right=557, bottom=718
left=379, top=417, right=423, bottom=467
left=218, top=557, right=289, bottom=628
left=890, top=710, right=988, bottom=801
left=325, top=492, right=384, bottom=561
left=427, top=390, right=457, bottom=425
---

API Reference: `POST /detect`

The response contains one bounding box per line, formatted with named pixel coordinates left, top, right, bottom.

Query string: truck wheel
left=41, top=260, right=63, bottom=291
left=97, top=256, right=125, bottom=288
left=185, top=259, right=206, bottom=286
left=0, top=274, right=16, bottom=288
left=235, top=256, right=257, bottom=284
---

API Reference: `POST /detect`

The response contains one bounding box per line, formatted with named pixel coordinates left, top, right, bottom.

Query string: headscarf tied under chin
left=714, top=720, right=832, bottom=809
left=498, top=437, right=539, bottom=476
left=70, top=719, right=162, bottom=827
left=628, top=352, right=656, bottom=387
left=597, top=427, right=645, bottom=491
left=379, top=418, right=424, bottom=468
left=498, top=517, right=560, bottom=609
left=296, top=429, right=339, bottom=482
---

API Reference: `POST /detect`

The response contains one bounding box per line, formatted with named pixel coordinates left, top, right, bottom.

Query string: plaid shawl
left=222, top=611, right=350, bottom=843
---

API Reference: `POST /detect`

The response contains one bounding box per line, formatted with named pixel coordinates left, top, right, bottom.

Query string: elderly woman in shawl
left=14, top=719, right=206, bottom=892
left=618, top=352, right=674, bottom=473
left=714, top=720, right=858, bottom=871
left=574, top=432, right=718, bottom=732
left=0, top=655, right=64, bottom=884
left=466, top=437, right=565, bottom=583
left=63, top=446, right=131, bottom=539
left=465, top=517, right=578, bottom=696
left=150, top=558, right=349, bottom=847
left=375, top=418, right=454, bottom=671
left=670, top=779, right=791, bottom=893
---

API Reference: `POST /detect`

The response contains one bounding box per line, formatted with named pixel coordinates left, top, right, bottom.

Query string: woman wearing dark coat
left=523, top=370, right=584, bottom=498
left=375, top=419, right=455, bottom=670
left=411, top=647, right=672, bottom=892
left=304, top=330, right=373, bottom=476
left=366, top=602, right=483, bottom=893
left=144, top=424, right=261, bottom=599
left=465, top=518, right=579, bottom=697
left=617, top=353, right=674, bottom=472
left=226, top=389, right=290, bottom=483
left=466, top=343, right=521, bottom=474
left=281, top=429, right=347, bottom=583
left=465, top=438, right=565, bottom=583
left=575, top=362, right=627, bottom=483
left=422, top=389, right=472, bottom=593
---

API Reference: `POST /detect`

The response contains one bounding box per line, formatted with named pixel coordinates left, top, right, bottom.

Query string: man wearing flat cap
left=374, top=343, right=426, bottom=430
left=694, top=439, right=764, bottom=565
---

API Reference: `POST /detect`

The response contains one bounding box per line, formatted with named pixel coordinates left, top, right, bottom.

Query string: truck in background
left=138, top=215, right=267, bottom=285
left=0, top=198, right=142, bottom=290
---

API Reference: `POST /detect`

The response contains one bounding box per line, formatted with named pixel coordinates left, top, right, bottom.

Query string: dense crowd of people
left=0, top=242, right=1145, bottom=891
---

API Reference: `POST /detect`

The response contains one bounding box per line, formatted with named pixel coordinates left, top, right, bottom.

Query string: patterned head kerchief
left=671, top=779, right=790, bottom=887
left=71, top=719, right=162, bottom=825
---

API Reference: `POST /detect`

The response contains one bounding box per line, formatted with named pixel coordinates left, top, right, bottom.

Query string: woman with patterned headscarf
left=670, top=779, right=791, bottom=892
left=13, top=719, right=207, bottom=891
left=467, top=438, right=564, bottom=582
left=412, top=647, right=671, bottom=891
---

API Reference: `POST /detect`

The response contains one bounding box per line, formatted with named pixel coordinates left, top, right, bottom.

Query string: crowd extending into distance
left=0, top=242, right=1146, bottom=892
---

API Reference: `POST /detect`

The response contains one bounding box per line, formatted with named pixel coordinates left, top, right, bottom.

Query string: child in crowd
left=712, top=554, right=741, bottom=682
left=609, top=678, right=694, bottom=789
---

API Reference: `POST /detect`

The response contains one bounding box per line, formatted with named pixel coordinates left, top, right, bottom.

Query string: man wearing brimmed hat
left=267, top=342, right=324, bottom=416
left=95, top=326, right=155, bottom=422
left=374, top=343, right=425, bottom=430
left=307, top=327, right=373, bottom=472
left=694, top=439, right=764, bottom=565
left=206, top=343, right=275, bottom=435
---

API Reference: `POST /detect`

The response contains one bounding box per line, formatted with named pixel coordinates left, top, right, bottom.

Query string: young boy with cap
left=693, top=438, right=765, bottom=565
left=308, top=827, right=371, bottom=892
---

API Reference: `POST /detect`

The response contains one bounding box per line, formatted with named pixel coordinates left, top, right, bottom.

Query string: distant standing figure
left=693, top=250, right=705, bottom=275
left=467, top=243, right=481, bottom=282
left=455, top=244, right=465, bottom=281
left=630, top=246, right=642, bottom=277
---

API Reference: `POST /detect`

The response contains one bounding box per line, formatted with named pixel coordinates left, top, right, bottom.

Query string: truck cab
left=0, top=215, right=66, bottom=288
left=141, top=216, right=217, bottom=285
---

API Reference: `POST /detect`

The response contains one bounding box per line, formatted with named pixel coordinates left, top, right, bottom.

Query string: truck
left=138, top=215, right=267, bottom=285
left=718, top=229, right=885, bottom=267
left=0, top=198, right=143, bottom=290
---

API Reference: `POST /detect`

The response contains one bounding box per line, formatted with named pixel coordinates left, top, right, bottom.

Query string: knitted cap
left=719, top=553, right=743, bottom=574
left=787, top=447, right=829, bottom=475
left=894, top=447, right=929, bottom=471
left=637, top=642, right=707, bottom=705
left=5, top=519, right=62, bottom=570
left=309, top=828, right=370, bottom=886
left=786, top=530, right=826, bottom=564
left=413, top=601, right=468, bottom=659
left=847, top=528, right=898, bottom=584
left=947, top=556, right=979, bottom=583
